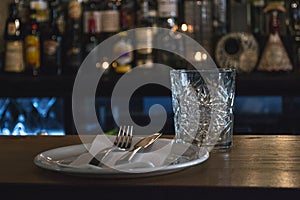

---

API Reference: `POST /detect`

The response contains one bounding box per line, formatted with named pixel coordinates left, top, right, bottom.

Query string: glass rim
left=170, top=68, right=236, bottom=73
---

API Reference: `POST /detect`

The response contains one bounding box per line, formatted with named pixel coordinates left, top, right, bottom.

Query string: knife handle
left=116, top=146, right=142, bottom=164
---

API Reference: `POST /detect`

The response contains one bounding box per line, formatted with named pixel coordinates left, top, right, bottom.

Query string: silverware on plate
left=89, top=125, right=133, bottom=166
left=115, top=132, right=162, bottom=165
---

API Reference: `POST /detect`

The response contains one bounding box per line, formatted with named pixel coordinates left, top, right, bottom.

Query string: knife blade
left=115, top=132, right=162, bottom=164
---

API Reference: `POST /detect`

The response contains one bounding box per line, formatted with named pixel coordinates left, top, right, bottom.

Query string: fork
left=89, top=125, right=133, bottom=166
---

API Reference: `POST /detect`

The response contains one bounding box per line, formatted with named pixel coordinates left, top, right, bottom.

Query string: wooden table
left=0, top=135, right=299, bottom=199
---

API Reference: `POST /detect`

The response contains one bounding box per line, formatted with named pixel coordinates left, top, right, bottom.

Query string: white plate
left=33, top=138, right=209, bottom=178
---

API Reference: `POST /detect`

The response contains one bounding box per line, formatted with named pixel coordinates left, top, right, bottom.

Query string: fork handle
left=89, top=146, right=117, bottom=166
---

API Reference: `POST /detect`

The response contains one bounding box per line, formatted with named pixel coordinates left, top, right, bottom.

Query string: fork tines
left=115, top=125, right=133, bottom=149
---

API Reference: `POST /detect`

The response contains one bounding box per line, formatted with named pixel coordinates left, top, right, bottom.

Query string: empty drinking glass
left=170, top=68, right=236, bottom=151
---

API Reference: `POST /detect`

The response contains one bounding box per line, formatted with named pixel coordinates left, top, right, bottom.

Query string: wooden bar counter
left=0, top=135, right=299, bottom=199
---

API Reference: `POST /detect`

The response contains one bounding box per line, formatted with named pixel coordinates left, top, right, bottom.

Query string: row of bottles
left=3, top=0, right=64, bottom=76
left=2, top=0, right=300, bottom=76
left=1, top=0, right=183, bottom=76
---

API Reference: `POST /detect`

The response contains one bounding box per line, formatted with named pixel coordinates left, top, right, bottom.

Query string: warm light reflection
left=96, top=61, right=110, bottom=70
left=181, top=23, right=188, bottom=32
left=194, top=51, right=207, bottom=61
left=95, top=62, right=101, bottom=68
left=187, top=25, right=193, bottom=33
left=15, top=19, right=20, bottom=29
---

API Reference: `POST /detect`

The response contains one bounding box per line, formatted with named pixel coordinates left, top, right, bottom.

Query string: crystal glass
left=170, top=68, right=236, bottom=151
left=32, top=97, right=57, bottom=135
left=13, top=98, right=40, bottom=135
left=0, top=98, right=10, bottom=135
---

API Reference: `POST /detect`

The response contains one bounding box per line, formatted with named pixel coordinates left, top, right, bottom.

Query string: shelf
left=1, top=71, right=300, bottom=135
left=1, top=71, right=300, bottom=97
left=0, top=74, right=75, bottom=98
left=236, top=72, right=300, bottom=96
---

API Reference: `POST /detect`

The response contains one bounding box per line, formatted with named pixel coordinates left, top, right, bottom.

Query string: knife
left=115, top=132, right=162, bottom=164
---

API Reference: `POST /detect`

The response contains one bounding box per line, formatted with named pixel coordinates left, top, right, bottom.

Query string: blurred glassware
left=0, top=98, right=10, bottom=135
left=31, top=97, right=57, bottom=135
left=0, top=99, right=18, bottom=135
left=15, top=98, right=39, bottom=135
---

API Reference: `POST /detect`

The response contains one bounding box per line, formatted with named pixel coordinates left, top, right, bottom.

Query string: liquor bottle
left=82, top=0, right=102, bottom=38
left=212, top=0, right=229, bottom=37
left=156, top=0, right=184, bottom=69
left=54, top=0, right=67, bottom=35
left=212, top=0, right=230, bottom=63
left=4, top=2, right=25, bottom=73
left=29, top=0, right=49, bottom=34
left=135, top=0, right=157, bottom=68
left=29, top=0, right=48, bottom=22
left=46, top=0, right=66, bottom=36
left=257, top=4, right=293, bottom=72
left=112, top=31, right=134, bottom=73
left=24, top=9, right=41, bottom=76
left=249, top=0, right=267, bottom=37
left=100, top=0, right=121, bottom=42
left=110, top=0, right=136, bottom=73
left=288, top=0, right=300, bottom=71
left=265, top=0, right=287, bottom=36
left=83, top=10, right=100, bottom=58
left=63, top=0, right=83, bottom=75
left=183, top=0, right=213, bottom=56
left=120, top=0, right=137, bottom=30
left=41, top=1, right=62, bottom=75
left=102, top=0, right=136, bottom=74
left=157, top=0, right=178, bottom=29
left=16, top=0, right=30, bottom=25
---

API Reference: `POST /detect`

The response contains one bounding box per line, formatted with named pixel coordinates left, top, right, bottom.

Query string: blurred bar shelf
left=0, top=74, right=75, bottom=98
left=1, top=71, right=300, bottom=97
left=2, top=71, right=300, bottom=135
left=236, top=71, right=300, bottom=96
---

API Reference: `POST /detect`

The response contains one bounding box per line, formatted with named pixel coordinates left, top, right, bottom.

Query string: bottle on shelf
left=265, top=0, right=288, bottom=36
left=3, top=2, right=25, bottom=74
left=83, top=9, right=100, bottom=58
left=62, top=0, right=83, bottom=75
left=157, top=0, right=178, bottom=28
left=112, top=0, right=136, bottom=73
left=29, top=0, right=49, bottom=34
left=212, top=0, right=230, bottom=51
left=248, top=0, right=267, bottom=37
left=82, top=0, right=101, bottom=43
left=288, top=0, right=300, bottom=71
left=15, top=0, right=30, bottom=25
left=135, top=0, right=157, bottom=69
left=257, top=3, right=293, bottom=72
left=40, top=1, right=63, bottom=75
left=54, top=0, right=67, bottom=36
left=182, top=0, right=213, bottom=56
left=45, top=0, right=66, bottom=36
left=24, top=9, right=41, bottom=76
left=112, top=31, right=134, bottom=73
left=99, top=0, right=121, bottom=42
left=120, top=0, right=137, bottom=31
left=156, top=0, right=185, bottom=69
left=212, top=0, right=229, bottom=37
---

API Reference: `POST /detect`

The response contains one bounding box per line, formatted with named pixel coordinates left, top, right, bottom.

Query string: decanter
left=257, top=4, right=293, bottom=72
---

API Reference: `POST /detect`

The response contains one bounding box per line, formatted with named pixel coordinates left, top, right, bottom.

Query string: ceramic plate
left=33, top=137, right=209, bottom=178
